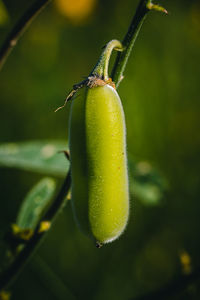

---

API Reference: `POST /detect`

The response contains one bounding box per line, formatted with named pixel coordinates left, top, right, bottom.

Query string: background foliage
left=0, top=0, right=200, bottom=299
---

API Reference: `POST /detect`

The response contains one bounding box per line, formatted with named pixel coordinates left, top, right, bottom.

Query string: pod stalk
left=91, top=39, right=123, bottom=81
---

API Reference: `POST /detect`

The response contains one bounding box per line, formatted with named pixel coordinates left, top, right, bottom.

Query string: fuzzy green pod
left=69, top=82, right=129, bottom=245
left=68, top=40, right=129, bottom=246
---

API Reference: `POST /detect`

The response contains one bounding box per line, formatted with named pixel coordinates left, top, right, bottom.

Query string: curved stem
left=0, top=171, right=71, bottom=291
left=91, top=39, right=123, bottom=81
left=111, top=0, right=167, bottom=88
left=0, top=0, right=52, bottom=71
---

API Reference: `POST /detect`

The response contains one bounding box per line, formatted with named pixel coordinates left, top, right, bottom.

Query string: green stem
left=111, top=0, right=167, bottom=88
left=91, top=39, right=123, bottom=81
left=0, top=0, right=52, bottom=71
left=0, top=171, right=71, bottom=291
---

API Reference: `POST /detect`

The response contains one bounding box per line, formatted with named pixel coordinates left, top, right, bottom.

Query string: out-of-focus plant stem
left=0, top=0, right=52, bottom=71
left=111, top=0, right=167, bottom=88
left=0, top=171, right=71, bottom=291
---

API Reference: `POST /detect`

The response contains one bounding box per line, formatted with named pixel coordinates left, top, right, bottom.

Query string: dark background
left=0, top=0, right=200, bottom=299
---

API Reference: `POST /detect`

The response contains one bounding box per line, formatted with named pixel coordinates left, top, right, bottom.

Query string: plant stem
left=0, top=0, right=52, bottom=71
left=0, top=171, right=71, bottom=291
left=111, top=0, right=167, bottom=88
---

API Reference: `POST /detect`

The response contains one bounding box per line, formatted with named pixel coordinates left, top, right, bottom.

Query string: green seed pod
left=68, top=40, right=129, bottom=246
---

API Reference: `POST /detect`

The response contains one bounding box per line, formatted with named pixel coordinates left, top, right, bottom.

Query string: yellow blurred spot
left=67, top=190, right=71, bottom=201
left=38, top=221, right=51, bottom=233
left=11, top=224, right=33, bottom=241
left=0, top=291, right=11, bottom=300
left=41, top=144, right=56, bottom=159
left=55, top=0, right=96, bottom=23
left=137, top=161, right=152, bottom=175
left=11, top=223, right=21, bottom=235
left=179, top=250, right=192, bottom=275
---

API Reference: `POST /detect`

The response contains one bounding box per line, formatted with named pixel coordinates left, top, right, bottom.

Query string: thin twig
left=111, top=0, right=167, bottom=88
left=0, top=171, right=71, bottom=291
left=0, top=0, right=52, bottom=71
left=132, top=267, right=200, bottom=300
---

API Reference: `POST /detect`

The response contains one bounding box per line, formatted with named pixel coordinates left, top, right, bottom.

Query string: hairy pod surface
left=69, top=82, right=129, bottom=245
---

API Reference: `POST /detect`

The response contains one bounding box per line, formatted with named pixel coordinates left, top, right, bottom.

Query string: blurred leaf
left=131, top=182, right=163, bottom=205
left=0, top=0, right=9, bottom=26
left=128, top=156, right=167, bottom=205
left=0, top=141, right=167, bottom=205
left=0, top=141, right=69, bottom=177
left=16, top=177, right=56, bottom=230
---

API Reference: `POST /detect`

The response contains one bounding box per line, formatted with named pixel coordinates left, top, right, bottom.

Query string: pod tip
left=95, top=241, right=103, bottom=248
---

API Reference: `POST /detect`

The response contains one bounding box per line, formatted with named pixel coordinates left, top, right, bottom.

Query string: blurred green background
left=0, top=0, right=200, bottom=299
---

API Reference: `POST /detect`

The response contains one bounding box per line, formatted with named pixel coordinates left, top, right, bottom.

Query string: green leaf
left=128, top=156, right=167, bottom=205
left=16, top=177, right=56, bottom=230
left=0, top=140, right=69, bottom=177
left=0, top=140, right=167, bottom=205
